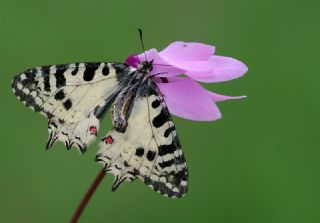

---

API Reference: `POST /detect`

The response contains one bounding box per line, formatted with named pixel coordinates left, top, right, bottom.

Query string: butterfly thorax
left=137, top=60, right=153, bottom=75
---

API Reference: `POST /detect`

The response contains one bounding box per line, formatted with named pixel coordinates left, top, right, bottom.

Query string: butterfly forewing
left=12, top=62, right=133, bottom=152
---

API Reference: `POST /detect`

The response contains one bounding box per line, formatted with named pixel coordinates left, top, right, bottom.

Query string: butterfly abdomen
left=111, top=73, right=146, bottom=132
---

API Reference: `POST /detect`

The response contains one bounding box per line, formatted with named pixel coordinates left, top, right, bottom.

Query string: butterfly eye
left=89, top=126, right=97, bottom=135
left=103, top=135, right=114, bottom=144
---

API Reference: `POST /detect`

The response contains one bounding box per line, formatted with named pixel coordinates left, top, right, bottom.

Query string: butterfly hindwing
left=46, top=113, right=100, bottom=152
left=96, top=83, right=188, bottom=198
left=12, top=62, right=134, bottom=152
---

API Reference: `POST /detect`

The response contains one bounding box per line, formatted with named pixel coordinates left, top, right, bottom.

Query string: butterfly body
left=12, top=61, right=188, bottom=198
left=110, top=61, right=153, bottom=132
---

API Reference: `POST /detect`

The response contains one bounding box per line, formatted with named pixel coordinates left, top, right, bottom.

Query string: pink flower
left=125, top=42, right=247, bottom=121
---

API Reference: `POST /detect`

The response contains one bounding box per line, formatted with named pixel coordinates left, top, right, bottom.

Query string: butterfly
left=11, top=60, right=188, bottom=198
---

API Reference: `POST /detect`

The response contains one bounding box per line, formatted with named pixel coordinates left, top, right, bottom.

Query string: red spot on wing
left=89, top=126, right=97, bottom=135
left=104, top=135, right=114, bottom=144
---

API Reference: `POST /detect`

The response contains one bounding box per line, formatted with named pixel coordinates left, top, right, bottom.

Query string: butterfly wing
left=12, top=62, right=134, bottom=152
left=96, top=82, right=188, bottom=198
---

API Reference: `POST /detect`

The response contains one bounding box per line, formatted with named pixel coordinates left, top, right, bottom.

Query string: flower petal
left=155, top=77, right=221, bottom=121
left=208, top=91, right=246, bottom=102
left=186, top=56, right=248, bottom=83
left=160, top=58, right=213, bottom=72
left=160, top=42, right=215, bottom=61
left=138, top=49, right=212, bottom=75
left=138, top=49, right=185, bottom=77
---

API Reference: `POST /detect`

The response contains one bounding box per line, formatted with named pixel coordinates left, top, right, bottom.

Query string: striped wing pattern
left=96, top=88, right=188, bottom=198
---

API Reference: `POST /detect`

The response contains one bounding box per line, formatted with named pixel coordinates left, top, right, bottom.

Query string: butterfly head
left=138, top=60, right=153, bottom=74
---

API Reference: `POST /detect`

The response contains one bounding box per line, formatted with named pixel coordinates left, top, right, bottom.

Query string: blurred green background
left=1, top=0, right=319, bottom=222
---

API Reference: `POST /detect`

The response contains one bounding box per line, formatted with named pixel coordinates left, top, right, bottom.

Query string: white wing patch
left=96, top=94, right=188, bottom=198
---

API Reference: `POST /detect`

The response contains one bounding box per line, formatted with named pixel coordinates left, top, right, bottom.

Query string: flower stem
left=70, top=169, right=106, bottom=223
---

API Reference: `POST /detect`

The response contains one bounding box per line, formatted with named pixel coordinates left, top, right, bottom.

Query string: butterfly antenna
left=138, top=28, right=148, bottom=61
left=138, top=29, right=172, bottom=68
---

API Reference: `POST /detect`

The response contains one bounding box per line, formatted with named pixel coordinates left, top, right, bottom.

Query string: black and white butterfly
left=12, top=60, right=188, bottom=198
